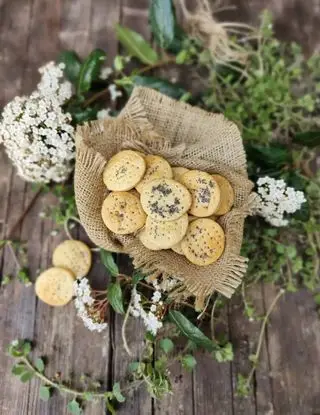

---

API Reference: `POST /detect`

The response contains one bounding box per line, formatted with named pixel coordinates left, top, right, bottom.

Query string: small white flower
left=11, top=340, right=19, bottom=347
left=254, top=176, right=306, bottom=227
left=100, top=67, right=113, bottom=80
left=130, top=287, right=163, bottom=335
left=108, top=84, right=122, bottom=102
left=50, top=230, right=58, bottom=236
left=97, top=108, right=111, bottom=120
left=38, top=211, right=46, bottom=218
left=152, top=290, right=161, bottom=303
left=150, top=304, right=157, bottom=312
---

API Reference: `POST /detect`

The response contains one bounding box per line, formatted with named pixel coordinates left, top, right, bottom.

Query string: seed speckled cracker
left=35, top=267, right=75, bottom=306
left=52, top=240, right=92, bottom=278
left=212, top=174, right=234, bottom=215
left=136, top=155, right=172, bottom=193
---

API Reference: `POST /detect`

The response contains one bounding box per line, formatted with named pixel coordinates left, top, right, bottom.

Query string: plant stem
left=20, top=356, right=142, bottom=398
left=244, top=288, right=285, bottom=389
left=122, top=296, right=133, bottom=356
left=210, top=295, right=220, bottom=341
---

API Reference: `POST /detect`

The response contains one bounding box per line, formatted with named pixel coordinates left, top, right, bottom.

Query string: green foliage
left=212, top=342, right=234, bottom=363
left=180, top=354, right=197, bottom=371
left=116, top=24, right=159, bottom=65
left=150, top=0, right=175, bottom=49
left=236, top=374, right=251, bottom=397
left=159, top=338, right=174, bottom=354
left=130, top=75, right=188, bottom=100
left=58, top=51, right=82, bottom=84
left=67, top=399, right=82, bottom=415
left=107, top=282, right=125, bottom=314
left=169, top=310, right=215, bottom=352
left=112, top=382, right=126, bottom=403
left=100, top=249, right=119, bottom=276
left=293, top=131, right=320, bottom=148
left=17, top=268, right=32, bottom=286
left=46, top=183, right=77, bottom=226
left=35, top=357, right=45, bottom=373
left=76, top=49, right=106, bottom=95
left=39, top=386, right=51, bottom=402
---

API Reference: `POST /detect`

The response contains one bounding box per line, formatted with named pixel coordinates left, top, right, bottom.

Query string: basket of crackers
left=75, top=87, right=254, bottom=305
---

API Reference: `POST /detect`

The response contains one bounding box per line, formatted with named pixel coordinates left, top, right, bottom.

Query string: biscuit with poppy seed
left=140, top=178, right=191, bottom=222
left=52, top=240, right=92, bottom=279
left=103, top=150, right=146, bottom=191
left=180, top=170, right=220, bottom=217
left=181, top=218, right=225, bottom=266
left=136, top=155, right=172, bottom=193
left=101, top=191, right=146, bottom=234
left=144, top=213, right=188, bottom=249
left=172, top=167, right=189, bottom=183
left=35, top=267, right=75, bottom=306
left=212, top=174, right=234, bottom=215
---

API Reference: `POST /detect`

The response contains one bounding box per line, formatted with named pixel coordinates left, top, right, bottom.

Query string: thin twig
left=7, top=242, right=22, bottom=271
left=210, top=295, right=220, bottom=340
left=122, top=296, right=133, bottom=356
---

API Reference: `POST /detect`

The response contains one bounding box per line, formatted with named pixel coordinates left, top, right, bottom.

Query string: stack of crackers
left=35, top=240, right=92, bottom=306
left=101, top=150, right=234, bottom=267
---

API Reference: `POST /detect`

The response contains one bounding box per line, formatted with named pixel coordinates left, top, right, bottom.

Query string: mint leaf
left=39, top=386, right=51, bottom=402
left=100, top=249, right=119, bottom=277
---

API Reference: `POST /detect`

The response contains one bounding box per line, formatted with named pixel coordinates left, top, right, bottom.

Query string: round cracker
left=140, top=178, right=192, bottom=221
left=52, top=240, right=92, bottom=278
left=181, top=218, right=225, bottom=266
left=212, top=174, right=234, bottom=215
left=138, top=228, right=163, bottom=251
left=101, top=191, right=146, bottom=234
left=35, top=267, right=75, bottom=306
left=103, top=150, right=146, bottom=191
left=144, top=213, right=188, bottom=249
left=136, top=155, right=172, bottom=193
left=171, top=241, right=184, bottom=255
left=181, top=170, right=220, bottom=217
left=172, top=167, right=189, bottom=183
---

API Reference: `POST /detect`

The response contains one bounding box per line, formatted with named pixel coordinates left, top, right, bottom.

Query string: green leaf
left=130, top=75, right=187, bottom=99
left=115, top=24, right=159, bottom=65
left=67, top=399, right=82, bottom=415
left=20, top=371, right=34, bottom=383
left=314, top=293, right=320, bottom=306
left=39, top=386, right=51, bottom=402
left=112, top=382, right=126, bottom=403
left=159, top=338, right=174, bottom=354
left=58, top=50, right=82, bottom=83
left=293, top=131, right=320, bottom=148
left=77, top=49, right=106, bottom=95
left=168, top=310, right=214, bottom=351
left=213, top=342, right=234, bottom=362
left=107, top=283, right=125, bottom=314
left=35, top=357, right=45, bottom=373
left=100, top=249, right=119, bottom=276
left=22, top=342, right=31, bottom=356
left=128, top=361, right=140, bottom=372
left=150, top=0, right=175, bottom=48
left=105, top=399, right=116, bottom=415
left=181, top=354, right=197, bottom=371
left=68, top=105, right=100, bottom=124
left=246, top=143, right=291, bottom=170
left=132, top=270, right=145, bottom=285
left=11, top=363, right=27, bottom=376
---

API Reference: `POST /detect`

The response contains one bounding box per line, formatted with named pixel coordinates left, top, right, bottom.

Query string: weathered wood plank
left=264, top=284, right=320, bottom=415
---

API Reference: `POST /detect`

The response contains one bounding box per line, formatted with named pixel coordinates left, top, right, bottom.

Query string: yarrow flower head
left=130, top=287, right=163, bottom=336
left=73, top=278, right=108, bottom=333
left=255, top=176, right=306, bottom=227
left=0, top=62, right=75, bottom=183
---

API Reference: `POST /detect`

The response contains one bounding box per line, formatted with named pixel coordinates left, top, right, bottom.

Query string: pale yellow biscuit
left=35, top=267, right=75, bottom=306
left=180, top=170, right=220, bottom=217
left=212, top=174, right=234, bottom=215
left=103, top=150, right=146, bottom=191
left=144, top=213, right=188, bottom=249
left=138, top=228, right=163, bottom=251
left=181, top=218, right=225, bottom=266
left=171, top=241, right=184, bottom=255
left=52, top=240, right=92, bottom=278
left=101, top=191, right=146, bottom=234
left=140, top=178, right=192, bottom=221
left=172, top=167, right=189, bottom=183
left=136, top=155, right=172, bottom=193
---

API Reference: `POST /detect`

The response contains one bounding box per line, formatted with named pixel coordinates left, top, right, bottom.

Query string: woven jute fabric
left=74, top=87, right=254, bottom=304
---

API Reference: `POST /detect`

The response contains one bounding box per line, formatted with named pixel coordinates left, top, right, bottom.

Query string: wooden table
left=0, top=1, right=320, bottom=414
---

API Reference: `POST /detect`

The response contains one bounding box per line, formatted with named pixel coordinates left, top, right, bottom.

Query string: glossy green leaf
left=77, top=49, right=106, bottom=95
left=69, top=105, right=100, bottom=124
left=293, top=131, right=320, bottom=148
left=35, top=357, right=45, bottom=373
left=150, top=0, right=175, bottom=48
left=131, top=75, right=187, bottom=99
left=39, top=386, right=51, bottom=402
left=115, top=24, right=159, bottom=65
left=159, top=338, right=174, bottom=354
left=107, top=283, right=125, bottom=314
left=181, top=354, right=197, bottom=371
left=58, top=51, right=82, bottom=83
left=100, top=249, right=119, bottom=276
left=67, top=399, right=82, bottom=415
left=112, top=382, right=126, bottom=403
left=132, top=270, right=145, bottom=285
left=20, top=371, right=34, bottom=383
left=246, top=143, right=291, bottom=169
left=168, top=310, right=214, bottom=351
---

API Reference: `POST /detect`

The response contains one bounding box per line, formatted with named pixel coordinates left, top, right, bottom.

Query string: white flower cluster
left=130, top=287, right=163, bottom=336
left=0, top=62, right=75, bottom=183
left=73, top=278, right=108, bottom=333
left=153, top=277, right=179, bottom=292
left=255, top=176, right=306, bottom=226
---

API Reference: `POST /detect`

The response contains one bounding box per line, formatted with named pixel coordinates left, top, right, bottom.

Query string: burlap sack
left=74, top=87, right=254, bottom=305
